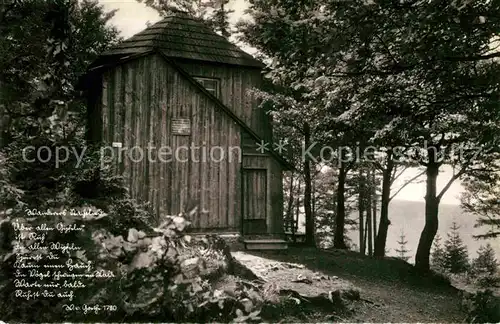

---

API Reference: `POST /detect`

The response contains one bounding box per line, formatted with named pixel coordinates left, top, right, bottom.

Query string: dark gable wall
left=177, top=60, right=284, bottom=234
left=98, top=53, right=242, bottom=231
left=176, top=60, right=273, bottom=143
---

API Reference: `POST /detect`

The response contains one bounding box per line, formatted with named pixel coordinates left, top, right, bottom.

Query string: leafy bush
left=469, top=273, right=500, bottom=289
left=468, top=244, right=499, bottom=288
left=0, top=205, right=266, bottom=322
left=461, top=289, right=500, bottom=323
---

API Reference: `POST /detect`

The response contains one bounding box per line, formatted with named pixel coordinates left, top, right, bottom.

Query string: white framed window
left=194, top=77, right=220, bottom=98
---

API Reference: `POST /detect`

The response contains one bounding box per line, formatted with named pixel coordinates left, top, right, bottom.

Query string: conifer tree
left=471, top=243, right=499, bottom=277
left=395, top=229, right=411, bottom=262
left=430, top=234, right=446, bottom=273
left=443, top=222, right=469, bottom=274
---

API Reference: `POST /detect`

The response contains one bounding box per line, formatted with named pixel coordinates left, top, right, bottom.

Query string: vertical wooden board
left=268, top=159, right=275, bottom=233
left=171, top=69, right=181, bottom=214
left=189, top=88, right=201, bottom=228
left=101, top=72, right=109, bottom=145
left=237, top=70, right=247, bottom=127
left=177, top=71, right=187, bottom=214
left=93, top=76, right=104, bottom=144
left=224, top=66, right=233, bottom=115
left=199, top=96, right=210, bottom=229
left=108, top=71, right=114, bottom=146
left=266, top=160, right=272, bottom=231
left=107, top=70, right=115, bottom=148
left=131, top=59, right=139, bottom=201
left=153, top=63, right=160, bottom=221
left=250, top=71, right=261, bottom=137
left=168, top=68, right=176, bottom=214
left=159, top=58, right=169, bottom=217
left=234, top=68, right=242, bottom=124
left=113, top=65, right=123, bottom=174
left=130, top=61, right=138, bottom=200
left=225, top=66, right=232, bottom=107
left=148, top=55, right=157, bottom=215
left=226, top=122, right=237, bottom=229
left=235, top=128, right=244, bottom=230
left=142, top=56, right=150, bottom=205
left=242, top=169, right=267, bottom=220
left=170, top=69, right=177, bottom=214
left=178, top=72, right=190, bottom=214
left=209, top=105, right=219, bottom=227
left=141, top=57, right=150, bottom=204
left=120, top=68, right=127, bottom=175
left=241, top=68, right=250, bottom=125
left=183, top=79, right=191, bottom=213
left=218, top=65, right=227, bottom=105
left=133, top=58, right=144, bottom=201
left=218, top=112, right=227, bottom=228
left=164, top=64, right=173, bottom=215
left=243, top=71, right=253, bottom=130
left=124, top=63, right=134, bottom=196
left=197, top=96, right=206, bottom=229
left=242, top=170, right=248, bottom=219
left=260, top=170, right=268, bottom=220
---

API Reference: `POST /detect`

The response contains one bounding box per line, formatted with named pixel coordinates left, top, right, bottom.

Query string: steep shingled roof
left=101, top=13, right=264, bottom=68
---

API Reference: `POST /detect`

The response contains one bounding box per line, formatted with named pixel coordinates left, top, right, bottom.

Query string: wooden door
left=242, top=169, right=267, bottom=234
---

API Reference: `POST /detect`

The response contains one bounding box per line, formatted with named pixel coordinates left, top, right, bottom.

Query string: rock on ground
left=231, top=251, right=361, bottom=308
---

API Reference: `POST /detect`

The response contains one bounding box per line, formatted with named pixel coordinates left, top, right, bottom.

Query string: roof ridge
left=99, top=13, right=264, bottom=68
left=118, top=37, right=254, bottom=55
left=157, top=13, right=205, bottom=23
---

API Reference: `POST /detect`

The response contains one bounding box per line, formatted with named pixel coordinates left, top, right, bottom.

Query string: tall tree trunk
left=0, top=4, right=10, bottom=148
left=0, top=74, right=8, bottom=149
left=285, top=173, right=295, bottom=232
left=294, top=182, right=300, bottom=241
left=374, top=152, right=394, bottom=257
left=415, top=150, right=440, bottom=272
left=303, top=123, right=315, bottom=246
left=363, top=216, right=368, bottom=252
left=334, top=162, right=347, bottom=249
left=372, top=170, right=377, bottom=241
left=367, top=184, right=373, bottom=256
left=358, top=169, right=365, bottom=255
left=0, top=95, right=4, bottom=148
left=312, top=176, right=316, bottom=217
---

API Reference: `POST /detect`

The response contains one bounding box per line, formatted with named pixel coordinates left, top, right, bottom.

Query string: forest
left=0, top=0, right=499, bottom=322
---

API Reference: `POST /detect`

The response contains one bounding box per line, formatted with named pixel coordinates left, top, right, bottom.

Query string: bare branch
left=389, top=170, right=426, bottom=201
left=390, top=165, right=407, bottom=186
left=437, top=168, right=466, bottom=202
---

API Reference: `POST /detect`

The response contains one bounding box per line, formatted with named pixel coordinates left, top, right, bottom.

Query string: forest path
left=233, top=247, right=464, bottom=322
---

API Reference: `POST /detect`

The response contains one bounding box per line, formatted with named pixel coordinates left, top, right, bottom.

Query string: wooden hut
left=82, top=13, right=292, bottom=245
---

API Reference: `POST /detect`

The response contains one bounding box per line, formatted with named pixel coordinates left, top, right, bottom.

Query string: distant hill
left=295, top=199, right=500, bottom=263
left=348, top=199, right=500, bottom=263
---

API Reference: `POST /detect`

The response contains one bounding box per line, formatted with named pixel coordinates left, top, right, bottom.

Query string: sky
left=99, top=0, right=249, bottom=38
left=98, top=0, right=466, bottom=205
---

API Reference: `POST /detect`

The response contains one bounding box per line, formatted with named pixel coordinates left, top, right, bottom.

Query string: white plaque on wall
left=172, top=118, right=191, bottom=135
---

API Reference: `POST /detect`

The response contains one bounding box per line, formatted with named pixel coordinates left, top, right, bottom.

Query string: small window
left=194, top=77, right=220, bottom=98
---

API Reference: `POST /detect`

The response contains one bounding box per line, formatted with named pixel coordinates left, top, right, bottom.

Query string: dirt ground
left=232, top=247, right=465, bottom=322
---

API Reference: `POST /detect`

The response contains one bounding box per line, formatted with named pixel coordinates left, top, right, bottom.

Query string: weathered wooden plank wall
left=177, top=61, right=272, bottom=142
left=242, top=168, right=267, bottom=234
left=242, top=153, right=285, bottom=235
left=99, top=54, right=243, bottom=231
